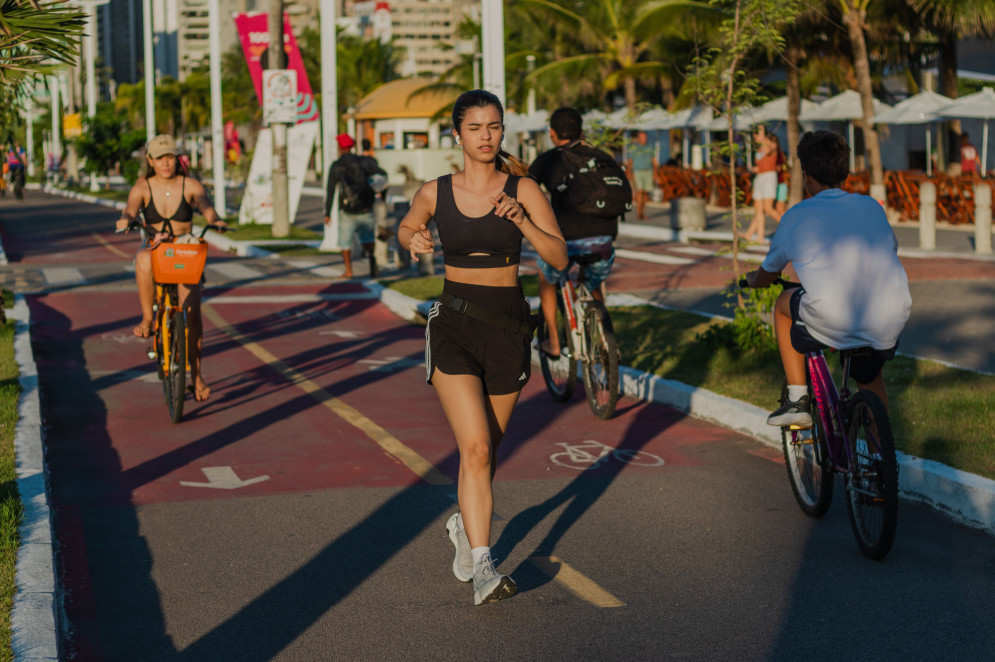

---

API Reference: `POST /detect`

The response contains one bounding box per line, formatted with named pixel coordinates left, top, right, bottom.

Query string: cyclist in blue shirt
left=745, top=130, right=911, bottom=427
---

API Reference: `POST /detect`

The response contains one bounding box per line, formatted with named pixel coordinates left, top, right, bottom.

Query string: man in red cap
left=324, top=133, right=387, bottom=277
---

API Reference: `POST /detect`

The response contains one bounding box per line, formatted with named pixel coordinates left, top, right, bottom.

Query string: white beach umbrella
left=801, top=90, right=891, bottom=170
left=934, top=86, right=995, bottom=175
left=871, top=90, right=953, bottom=175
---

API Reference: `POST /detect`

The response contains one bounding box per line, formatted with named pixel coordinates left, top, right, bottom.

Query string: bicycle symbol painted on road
left=549, top=440, right=665, bottom=470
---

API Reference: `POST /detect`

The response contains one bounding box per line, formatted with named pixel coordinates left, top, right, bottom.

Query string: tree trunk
left=785, top=42, right=803, bottom=206
left=624, top=76, right=637, bottom=112
left=843, top=3, right=883, bottom=191
left=939, top=29, right=960, bottom=154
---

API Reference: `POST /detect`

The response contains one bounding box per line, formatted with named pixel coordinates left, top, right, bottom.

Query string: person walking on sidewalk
left=324, top=133, right=387, bottom=278
left=398, top=89, right=567, bottom=605
left=626, top=130, right=658, bottom=219
left=741, top=125, right=782, bottom=243
left=528, top=106, right=620, bottom=357
left=115, top=134, right=226, bottom=402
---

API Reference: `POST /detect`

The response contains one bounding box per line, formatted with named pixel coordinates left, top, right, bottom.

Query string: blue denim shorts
left=537, top=240, right=615, bottom=290
left=338, top=210, right=375, bottom=247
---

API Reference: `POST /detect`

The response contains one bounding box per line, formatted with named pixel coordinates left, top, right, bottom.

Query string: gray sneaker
left=472, top=553, right=518, bottom=606
left=767, top=395, right=813, bottom=428
left=445, top=513, right=473, bottom=582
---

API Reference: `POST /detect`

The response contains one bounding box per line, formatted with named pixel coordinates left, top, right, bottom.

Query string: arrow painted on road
left=179, top=466, right=270, bottom=490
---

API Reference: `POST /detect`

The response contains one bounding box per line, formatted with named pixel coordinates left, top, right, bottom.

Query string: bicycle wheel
left=581, top=301, right=619, bottom=419
left=781, top=381, right=834, bottom=517
left=844, top=391, right=899, bottom=560
left=162, top=308, right=187, bottom=423
left=538, top=293, right=576, bottom=402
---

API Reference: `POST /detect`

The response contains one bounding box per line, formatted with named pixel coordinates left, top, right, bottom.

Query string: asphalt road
left=1, top=191, right=994, bottom=661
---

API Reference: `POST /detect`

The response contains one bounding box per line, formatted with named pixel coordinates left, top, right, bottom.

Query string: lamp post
left=75, top=0, right=111, bottom=191
left=143, top=0, right=155, bottom=142
left=480, top=0, right=505, bottom=107
left=268, top=0, right=289, bottom=237
left=208, top=0, right=226, bottom=216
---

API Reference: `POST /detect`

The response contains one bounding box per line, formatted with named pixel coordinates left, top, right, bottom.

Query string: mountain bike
left=118, top=219, right=225, bottom=422
left=742, top=278, right=899, bottom=559
left=536, top=235, right=620, bottom=420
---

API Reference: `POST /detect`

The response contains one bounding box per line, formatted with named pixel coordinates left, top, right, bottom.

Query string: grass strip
left=388, top=277, right=995, bottom=481
left=0, top=290, right=23, bottom=658
left=227, top=223, right=322, bottom=242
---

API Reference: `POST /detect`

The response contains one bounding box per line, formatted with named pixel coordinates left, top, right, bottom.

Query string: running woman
left=397, top=90, right=567, bottom=605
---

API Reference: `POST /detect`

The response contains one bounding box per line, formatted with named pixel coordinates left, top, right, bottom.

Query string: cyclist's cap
left=336, top=133, right=356, bottom=150
left=148, top=135, right=180, bottom=159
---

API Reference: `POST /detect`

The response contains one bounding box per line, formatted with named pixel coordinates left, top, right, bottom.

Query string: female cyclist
left=115, top=135, right=226, bottom=402
left=398, top=90, right=567, bottom=605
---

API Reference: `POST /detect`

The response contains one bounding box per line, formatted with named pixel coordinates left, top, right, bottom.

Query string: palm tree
left=520, top=0, right=716, bottom=112
left=839, top=0, right=887, bottom=192
left=0, top=0, right=85, bottom=113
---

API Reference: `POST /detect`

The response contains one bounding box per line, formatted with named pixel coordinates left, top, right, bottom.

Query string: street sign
left=263, top=68, right=298, bottom=125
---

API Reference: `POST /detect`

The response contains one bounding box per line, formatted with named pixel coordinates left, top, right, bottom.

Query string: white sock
left=787, top=385, right=808, bottom=402
left=471, top=546, right=490, bottom=567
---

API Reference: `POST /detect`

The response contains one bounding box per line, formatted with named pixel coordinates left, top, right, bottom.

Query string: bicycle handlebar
left=738, top=276, right=797, bottom=290
left=115, top=218, right=233, bottom=237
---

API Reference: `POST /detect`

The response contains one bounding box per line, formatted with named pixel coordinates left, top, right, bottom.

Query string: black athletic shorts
left=425, top=280, right=533, bottom=395
left=788, top=287, right=897, bottom=385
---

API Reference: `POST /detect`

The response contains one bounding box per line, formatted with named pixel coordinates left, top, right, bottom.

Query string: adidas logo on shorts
left=519, top=372, right=527, bottom=381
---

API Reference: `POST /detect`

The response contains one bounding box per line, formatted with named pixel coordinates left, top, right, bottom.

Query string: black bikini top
left=434, top=174, right=523, bottom=268
left=143, top=177, right=194, bottom=230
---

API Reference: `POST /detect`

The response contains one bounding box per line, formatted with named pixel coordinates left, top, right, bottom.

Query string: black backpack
left=338, top=155, right=379, bottom=213
left=556, top=141, right=633, bottom=218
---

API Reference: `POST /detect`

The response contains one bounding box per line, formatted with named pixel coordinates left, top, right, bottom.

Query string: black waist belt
left=438, top=292, right=536, bottom=336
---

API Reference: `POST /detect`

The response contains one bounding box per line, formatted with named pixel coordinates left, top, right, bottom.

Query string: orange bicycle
left=118, top=218, right=223, bottom=422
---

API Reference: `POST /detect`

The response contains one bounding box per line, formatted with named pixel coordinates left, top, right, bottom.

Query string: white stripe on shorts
left=424, top=301, right=441, bottom=383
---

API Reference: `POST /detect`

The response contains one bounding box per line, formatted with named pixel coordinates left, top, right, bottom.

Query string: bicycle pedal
left=146, top=346, right=157, bottom=361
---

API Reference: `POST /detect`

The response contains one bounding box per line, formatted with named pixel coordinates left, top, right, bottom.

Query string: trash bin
left=670, top=197, right=706, bottom=231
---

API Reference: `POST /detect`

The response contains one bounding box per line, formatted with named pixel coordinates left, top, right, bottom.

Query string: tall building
left=384, top=0, right=478, bottom=77
left=177, top=0, right=255, bottom=79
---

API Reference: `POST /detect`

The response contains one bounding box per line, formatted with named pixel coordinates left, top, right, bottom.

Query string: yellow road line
left=202, top=303, right=451, bottom=486
left=530, top=556, right=626, bottom=608
left=93, top=232, right=132, bottom=258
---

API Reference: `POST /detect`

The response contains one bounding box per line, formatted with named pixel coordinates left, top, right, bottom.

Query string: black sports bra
left=143, top=177, right=194, bottom=229
left=434, top=174, right=523, bottom=268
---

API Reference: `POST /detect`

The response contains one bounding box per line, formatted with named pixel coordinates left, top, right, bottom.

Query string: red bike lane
left=32, top=277, right=746, bottom=657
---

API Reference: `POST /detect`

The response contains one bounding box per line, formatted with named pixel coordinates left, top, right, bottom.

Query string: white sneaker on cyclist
left=472, top=553, right=517, bottom=606
left=767, top=395, right=813, bottom=428
left=445, top=513, right=473, bottom=582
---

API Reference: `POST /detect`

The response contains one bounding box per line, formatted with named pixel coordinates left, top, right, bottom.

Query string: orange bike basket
left=150, top=240, right=208, bottom=284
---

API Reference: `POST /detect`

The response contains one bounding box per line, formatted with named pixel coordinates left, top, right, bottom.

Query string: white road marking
left=319, top=330, right=364, bottom=338
left=42, top=267, right=85, bottom=284
left=208, top=262, right=264, bottom=280
left=613, top=248, right=695, bottom=265
left=669, top=246, right=718, bottom=256
left=286, top=260, right=343, bottom=278
left=180, top=466, right=270, bottom=490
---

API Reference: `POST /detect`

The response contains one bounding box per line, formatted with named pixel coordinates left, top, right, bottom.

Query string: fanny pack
left=438, top=292, right=537, bottom=336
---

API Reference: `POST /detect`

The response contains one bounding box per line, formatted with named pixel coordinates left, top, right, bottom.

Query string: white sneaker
left=472, top=553, right=517, bottom=606
left=445, top=513, right=473, bottom=582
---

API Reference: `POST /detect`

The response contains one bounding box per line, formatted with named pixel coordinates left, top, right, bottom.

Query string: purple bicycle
left=748, top=279, right=899, bottom=560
